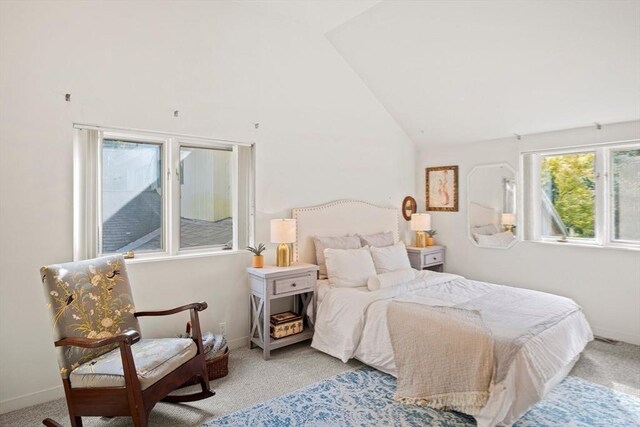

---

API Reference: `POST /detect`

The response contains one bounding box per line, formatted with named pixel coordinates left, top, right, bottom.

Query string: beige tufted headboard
left=292, top=199, right=400, bottom=264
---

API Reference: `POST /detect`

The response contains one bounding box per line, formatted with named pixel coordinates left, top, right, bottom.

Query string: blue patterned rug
left=204, top=367, right=640, bottom=427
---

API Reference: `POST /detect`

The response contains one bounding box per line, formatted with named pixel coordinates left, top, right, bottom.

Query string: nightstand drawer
left=423, top=252, right=443, bottom=266
left=274, top=275, right=313, bottom=295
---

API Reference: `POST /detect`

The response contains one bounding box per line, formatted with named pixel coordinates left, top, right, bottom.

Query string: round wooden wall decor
left=401, top=196, right=417, bottom=221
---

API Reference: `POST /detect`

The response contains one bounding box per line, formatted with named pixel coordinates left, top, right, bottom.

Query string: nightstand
left=247, top=263, right=318, bottom=360
left=406, top=246, right=446, bottom=272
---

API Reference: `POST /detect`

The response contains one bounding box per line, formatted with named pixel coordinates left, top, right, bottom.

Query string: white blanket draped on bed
left=311, top=270, right=593, bottom=427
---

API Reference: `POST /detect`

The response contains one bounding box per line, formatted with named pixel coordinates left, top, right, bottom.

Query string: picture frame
left=425, top=165, right=459, bottom=212
left=401, top=196, right=417, bottom=221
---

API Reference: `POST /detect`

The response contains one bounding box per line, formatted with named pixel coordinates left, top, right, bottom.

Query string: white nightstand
left=247, top=263, right=318, bottom=360
left=406, top=246, right=446, bottom=272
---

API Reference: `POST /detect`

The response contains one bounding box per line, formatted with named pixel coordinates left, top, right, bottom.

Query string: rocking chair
left=39, top=255, right=214, bottom=427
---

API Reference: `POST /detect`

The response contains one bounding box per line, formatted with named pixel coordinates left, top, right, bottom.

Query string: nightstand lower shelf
left=251, top=329, right=314, bottom=352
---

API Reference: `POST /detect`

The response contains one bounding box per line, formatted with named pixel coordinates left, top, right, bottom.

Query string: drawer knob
left=433, top=257, right=437, bottom=260
left=292, top=283, right=297, bottom=287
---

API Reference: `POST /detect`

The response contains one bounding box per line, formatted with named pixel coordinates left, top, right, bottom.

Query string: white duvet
left=312, top=270, right=593, bottom=427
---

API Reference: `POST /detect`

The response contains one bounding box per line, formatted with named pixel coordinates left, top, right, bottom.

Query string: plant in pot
left=425, top=230, right=437, bottom=246
left=246, top=243, right=266, bottom=268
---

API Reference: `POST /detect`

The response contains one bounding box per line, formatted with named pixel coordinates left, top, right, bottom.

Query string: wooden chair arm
left=135, top=301, right=208, bottom=356
left=134, top=301, right=208, bottom=317
left=54, top=330, right=140, bottom=349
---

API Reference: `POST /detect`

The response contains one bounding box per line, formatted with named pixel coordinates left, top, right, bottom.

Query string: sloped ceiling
left=325, top=1, right=640, bottom=146
left=248, top=0, right=382, bottom=33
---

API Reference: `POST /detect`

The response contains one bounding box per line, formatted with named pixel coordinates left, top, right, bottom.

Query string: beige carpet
left=0, top=339, right=638, bottom=427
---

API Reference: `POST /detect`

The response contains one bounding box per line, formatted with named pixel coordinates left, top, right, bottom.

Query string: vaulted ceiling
left=261, top=1, right=640, bottom=147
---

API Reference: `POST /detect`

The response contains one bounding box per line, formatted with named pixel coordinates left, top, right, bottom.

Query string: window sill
left=124, top=249, right=247, bottom=264
left=527, top=240, right=640, bottom=252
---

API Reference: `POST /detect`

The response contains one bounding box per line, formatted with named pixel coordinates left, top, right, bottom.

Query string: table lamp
left=501, top=213, right=516, bottom=232
left=270, top=219, right=296, bottom=267
left=411, top=213, right=431, bottom=248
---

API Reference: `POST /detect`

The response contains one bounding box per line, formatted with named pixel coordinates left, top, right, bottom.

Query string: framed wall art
left=425, top=165, right=458, bottom=212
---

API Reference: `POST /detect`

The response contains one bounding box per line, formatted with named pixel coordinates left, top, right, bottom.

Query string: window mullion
left=531, top=154, right=542, bottom=241
left=95, top=131, right=104, bottom=257
left=595, top=148, right=607, bottom=246
left=231, top=145, right=239, bottom=251
left=169, top=139, right=180, bottom=255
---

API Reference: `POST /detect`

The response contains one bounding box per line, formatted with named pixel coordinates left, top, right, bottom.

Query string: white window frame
left=74, top=124, right=254, bottom=261
left=524, top=139, right=640, bottom=250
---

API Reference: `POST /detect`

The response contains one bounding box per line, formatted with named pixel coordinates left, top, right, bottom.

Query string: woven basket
left=181, top=348, right=229, bottom=387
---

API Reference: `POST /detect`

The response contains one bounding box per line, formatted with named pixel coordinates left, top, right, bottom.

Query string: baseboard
left=0, top=384, right=64, bottom=415
left=591, top=326, right=640, bottom=346
left=228, top=335, right=249, bottom=350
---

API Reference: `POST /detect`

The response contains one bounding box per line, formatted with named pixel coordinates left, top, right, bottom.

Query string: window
left=523, top=141, right=639, bottom=248
left=74, top=126, right=254, bottom=260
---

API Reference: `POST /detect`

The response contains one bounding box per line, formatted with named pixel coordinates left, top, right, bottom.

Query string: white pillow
left=358, top=231, right=394, bottom=248
left=369, top=242, right=411, bottom=274
left=477, top=231, right=515, bottom=247
left=367, top=268, right=416, bottom=291
left=324, top=247, right=376, bottom=288
left=471, top=224, right=499, bottom=236
left=313, top=235, right=361, bottom=279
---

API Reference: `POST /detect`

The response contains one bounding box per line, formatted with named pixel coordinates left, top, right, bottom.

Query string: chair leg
left=199, top=362, right=211, bottom=394
left=60, top=379, right=82, bottom=427
left=132, top=412, right=148, bottom=427
left=42, top=419, right=64, bottom=427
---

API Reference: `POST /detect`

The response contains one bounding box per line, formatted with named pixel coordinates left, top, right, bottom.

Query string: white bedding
left=311, top=270, right=593, bottom=427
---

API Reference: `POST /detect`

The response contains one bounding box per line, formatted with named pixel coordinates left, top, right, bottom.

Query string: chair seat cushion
left=69, top=338, right=197, bottom=390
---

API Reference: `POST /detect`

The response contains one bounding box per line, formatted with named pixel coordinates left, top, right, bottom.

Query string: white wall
left=417, top=121, right=640, bottom=346
left=0, top=1, right=415, bottom=412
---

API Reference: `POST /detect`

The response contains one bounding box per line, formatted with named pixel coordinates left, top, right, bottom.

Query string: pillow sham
left=324, top=247, right=376, bottom=288
left=358, top=231, right=394, bottom=248
left=369, top=242, right=411, bottom=274
left=471, top=224, right=499, bottom=236
left=367, top=268, right=416, bottom=291
left=313, top=235, right=361, bottom=279
left=477, top=231, right=515, bottom=247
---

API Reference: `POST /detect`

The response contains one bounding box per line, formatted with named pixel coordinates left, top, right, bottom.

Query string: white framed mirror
left=467, top=163, right=518, bottom=249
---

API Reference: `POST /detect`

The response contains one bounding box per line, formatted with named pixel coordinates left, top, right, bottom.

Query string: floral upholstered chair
left=40, top=255, right=214, bottom=427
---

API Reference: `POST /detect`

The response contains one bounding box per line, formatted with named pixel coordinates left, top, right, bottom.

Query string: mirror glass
left=467, top=163, right=517, bottom=249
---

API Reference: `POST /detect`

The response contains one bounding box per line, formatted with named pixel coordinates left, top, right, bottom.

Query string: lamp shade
left=270, top=219, right=296, bottom=243
left=501, top=213, right=516, bottom=225
left=410, top=213, right=431, bottom=231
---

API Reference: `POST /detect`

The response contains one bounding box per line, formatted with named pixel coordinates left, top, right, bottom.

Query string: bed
left=293, top=200, right=593, bottom=427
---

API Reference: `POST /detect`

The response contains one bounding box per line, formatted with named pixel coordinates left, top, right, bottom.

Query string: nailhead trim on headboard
left=291, top=199, right=400, bottom=262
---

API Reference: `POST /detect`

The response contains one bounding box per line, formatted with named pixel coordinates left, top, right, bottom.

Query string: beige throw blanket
left=388, top=301, right=494, bottom=414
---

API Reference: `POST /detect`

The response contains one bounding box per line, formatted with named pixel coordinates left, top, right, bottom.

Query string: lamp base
left=415, top=231, right=426, bottom=248
left=276, top=243, right=291, bottom=267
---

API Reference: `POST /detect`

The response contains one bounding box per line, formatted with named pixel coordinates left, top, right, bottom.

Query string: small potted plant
left=246, top=243, right=266, bottom=268
left=425, top=230, right=437, bottom=246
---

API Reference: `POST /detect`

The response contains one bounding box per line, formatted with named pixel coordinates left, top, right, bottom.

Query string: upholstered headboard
left=469, top=201, right=500, bottom=228
left=292, top=199, right=400, bottom=264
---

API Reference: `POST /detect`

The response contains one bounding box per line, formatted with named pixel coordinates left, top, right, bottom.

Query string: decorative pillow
left=313, top=235, right=361, bottom=279
left=477, top=231, right=515, bottom=247
left=358, top=231, right=395, bottom=248
left=471, top=224, right=499, bottom=236
left=367, top=268, right=416, bottom=291
left=324, top=247, right=376, bottom=288
left=370, top=242, right=411, bottom=274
